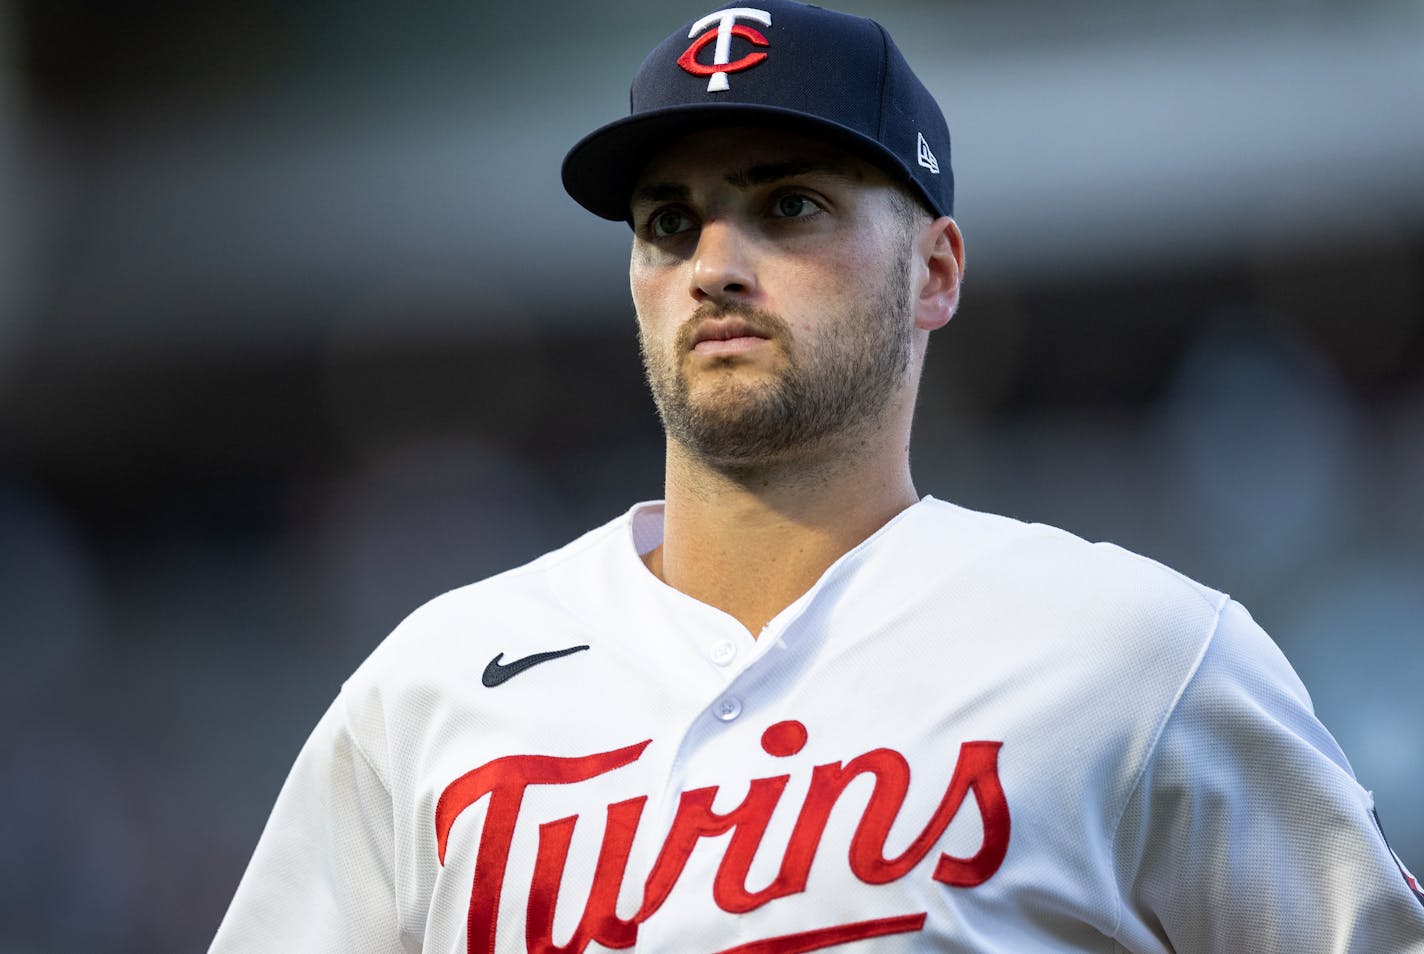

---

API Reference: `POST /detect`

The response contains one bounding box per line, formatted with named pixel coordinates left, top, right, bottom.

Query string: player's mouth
left=687, top=317, right=772, bottom=356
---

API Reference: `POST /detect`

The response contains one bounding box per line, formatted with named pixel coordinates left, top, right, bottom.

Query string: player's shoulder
left=908, top=496, right=1230, bottom=674
left=343, top=504, right=643, bottom=687
left=915, top=495, right=1222, bottom=609
left=409, top=508, right=628, bottom=614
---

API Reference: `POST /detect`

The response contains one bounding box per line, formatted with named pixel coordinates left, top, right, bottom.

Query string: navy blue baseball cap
left=562, top=0, right=953, bottom=222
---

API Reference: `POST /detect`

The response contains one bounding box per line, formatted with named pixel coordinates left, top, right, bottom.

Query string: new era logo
left=916, top=133, right=940, bottom=174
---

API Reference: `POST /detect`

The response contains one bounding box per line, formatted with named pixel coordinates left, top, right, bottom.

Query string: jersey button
left=710, top=639, right=736, bottom=666
left=714, top=697, right=742, bottom=722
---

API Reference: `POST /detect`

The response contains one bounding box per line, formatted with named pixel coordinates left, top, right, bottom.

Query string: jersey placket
left=628, top=574, right=836, bottom=952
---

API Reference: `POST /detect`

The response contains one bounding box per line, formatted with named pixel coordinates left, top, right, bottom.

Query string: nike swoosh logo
left=482, top=645, right=590, bottom=688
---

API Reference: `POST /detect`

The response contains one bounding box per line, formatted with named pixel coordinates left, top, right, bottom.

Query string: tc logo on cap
left=677, top=7, right=773, bottom=93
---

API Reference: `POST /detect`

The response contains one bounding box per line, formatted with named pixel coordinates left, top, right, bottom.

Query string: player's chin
left=682, top=364, right=784, bottom=404
left=680, top=375, right=791, bottom=424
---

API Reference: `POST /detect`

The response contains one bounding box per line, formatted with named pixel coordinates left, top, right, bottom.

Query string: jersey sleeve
left=208, top=691, right=407, bottom=954
left=1111, top=598, right=1424, bottom=953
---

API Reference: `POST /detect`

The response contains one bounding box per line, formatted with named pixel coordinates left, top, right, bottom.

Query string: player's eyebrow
left=631, top=182, right=692, bottom=206
left=723, top=158, right=861, bottom=188
left=631, top=156, right=863, bottom=207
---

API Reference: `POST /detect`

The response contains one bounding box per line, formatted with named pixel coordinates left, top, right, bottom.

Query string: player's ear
left=913, top=216, right=965, bottom=332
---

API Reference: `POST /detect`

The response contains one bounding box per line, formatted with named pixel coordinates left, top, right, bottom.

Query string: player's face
left=629, top=127, right=917, bottom=469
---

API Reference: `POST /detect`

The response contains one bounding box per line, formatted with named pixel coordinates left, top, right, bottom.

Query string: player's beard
left=637, top=239, right=914, bottom=470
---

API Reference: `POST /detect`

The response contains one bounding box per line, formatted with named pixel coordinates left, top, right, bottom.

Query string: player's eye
left=770, top=192, right=822, bottom=219
left=648, top=207, right=696, bottom=238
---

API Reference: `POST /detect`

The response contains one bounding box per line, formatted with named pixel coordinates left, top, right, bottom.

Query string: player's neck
left=646, top=432, right=919, bottom=637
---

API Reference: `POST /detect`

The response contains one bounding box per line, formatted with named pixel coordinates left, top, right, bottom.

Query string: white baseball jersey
left=210, top=497, right=1424, bottom=952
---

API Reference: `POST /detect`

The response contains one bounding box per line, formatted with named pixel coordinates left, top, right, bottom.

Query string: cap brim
left=561, top=104, right=930, bottom=223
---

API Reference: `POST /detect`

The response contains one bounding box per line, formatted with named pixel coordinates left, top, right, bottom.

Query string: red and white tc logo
left=677, top=7, right=773, bottom=93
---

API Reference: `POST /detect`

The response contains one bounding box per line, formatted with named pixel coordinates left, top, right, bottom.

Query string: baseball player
left=209, top=1, right=1424, bottom=951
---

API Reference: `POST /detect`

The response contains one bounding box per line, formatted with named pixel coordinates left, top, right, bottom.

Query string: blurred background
left=1, top=1, right=1421, bottom=950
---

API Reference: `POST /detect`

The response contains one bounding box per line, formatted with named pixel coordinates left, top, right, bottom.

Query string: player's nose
left=690, top=219, right=756, bottom=303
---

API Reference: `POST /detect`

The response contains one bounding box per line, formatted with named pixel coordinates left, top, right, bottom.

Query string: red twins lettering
left=436, top=721, right=1010, bottom=954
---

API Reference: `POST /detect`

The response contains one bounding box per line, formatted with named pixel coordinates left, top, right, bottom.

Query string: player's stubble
left=637, top=227, right=915, bottom=471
